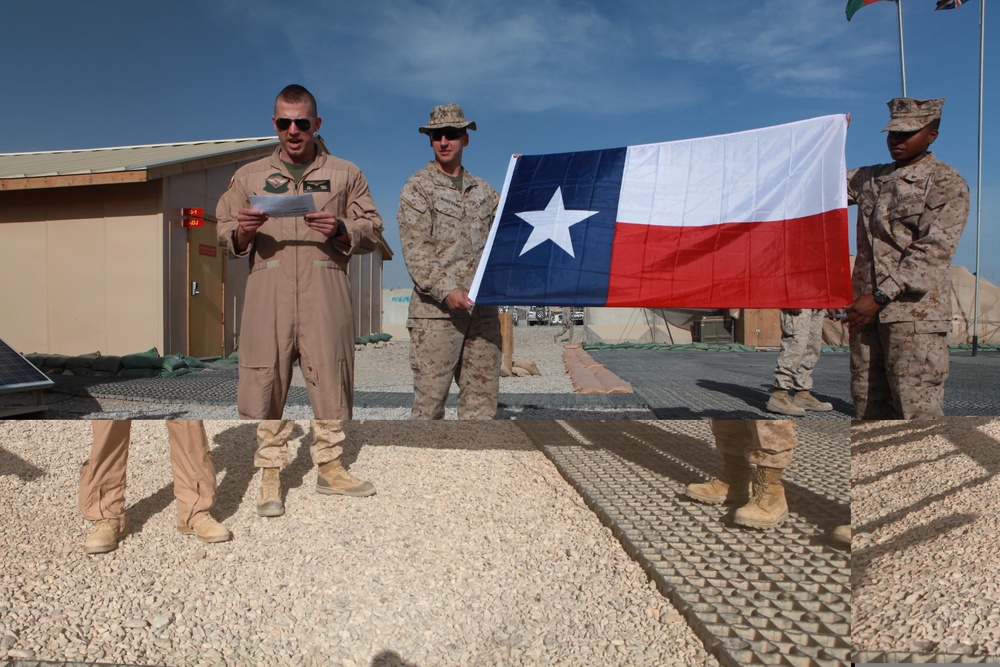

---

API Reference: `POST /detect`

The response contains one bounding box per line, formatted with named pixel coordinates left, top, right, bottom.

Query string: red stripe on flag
left=605, top=210, right=852, bottom=308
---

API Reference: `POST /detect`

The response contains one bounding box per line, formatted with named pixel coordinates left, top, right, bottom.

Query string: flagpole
left=972, top=0, right=986, bottom=355
left=897, top=0, right=907, bottom=96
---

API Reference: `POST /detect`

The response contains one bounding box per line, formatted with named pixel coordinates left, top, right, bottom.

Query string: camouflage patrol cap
left=419, top=103, right=477, bottom=135
left=882, top=97, right=945, bottom=132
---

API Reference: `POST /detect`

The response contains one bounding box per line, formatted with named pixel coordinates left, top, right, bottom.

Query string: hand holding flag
left=469, top=115, right=852, bottom=309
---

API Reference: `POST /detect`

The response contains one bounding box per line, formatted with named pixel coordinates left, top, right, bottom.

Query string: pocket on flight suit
left=236, top=363, right=276, bottom=419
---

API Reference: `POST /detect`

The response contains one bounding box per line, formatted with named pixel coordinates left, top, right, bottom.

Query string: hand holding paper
left=249, top=194, right=317, bottom=218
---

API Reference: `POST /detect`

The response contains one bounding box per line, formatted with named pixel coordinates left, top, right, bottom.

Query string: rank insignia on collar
left=303, top=179, right=331, bottom=193
left=264, top=174, right=291, bottom=193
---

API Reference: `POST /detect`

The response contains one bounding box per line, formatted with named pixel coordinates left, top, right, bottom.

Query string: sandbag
left=121, top=348, right=160, bottom=370
left=91, top=355, right=123, bottom=374
left=65, top=352, right=101, bottom=370
left=154, top=353, right=188, bottom=373
left=43, top=354, right=70, bottom=370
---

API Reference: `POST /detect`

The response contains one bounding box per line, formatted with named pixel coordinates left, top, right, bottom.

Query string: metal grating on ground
left=46, top=369, right=655, bottom=419
left=44, top=349, right=1000, bottom=418
left=519, top=420, right=851, bottom=667
left=588, top=349, right=852, bottom=419
left=589, top=348, right=1000, bottom=418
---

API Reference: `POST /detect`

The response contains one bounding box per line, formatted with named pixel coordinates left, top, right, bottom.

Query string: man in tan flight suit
left=846, top=98, right=969, bottom=419
left=217, top=84, right=384, bottom=515
left=80, top=420, right=230, bottom=554
left=398, top=104, right=501, bottom=419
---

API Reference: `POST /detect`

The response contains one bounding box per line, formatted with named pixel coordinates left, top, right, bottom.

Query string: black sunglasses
left=275, top=117, right=312, bottom=131
left=430, top=128, right=466, bottom=141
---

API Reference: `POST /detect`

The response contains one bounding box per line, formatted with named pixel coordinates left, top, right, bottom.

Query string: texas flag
left=469, top=115, right=852, bottom=309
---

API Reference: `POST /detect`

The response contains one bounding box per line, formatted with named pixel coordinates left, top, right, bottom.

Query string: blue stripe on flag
left=474, top=147, right=627, bottom=306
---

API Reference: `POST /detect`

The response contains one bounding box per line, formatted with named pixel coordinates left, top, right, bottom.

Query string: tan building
left=0, top=139, right=391, bottom=358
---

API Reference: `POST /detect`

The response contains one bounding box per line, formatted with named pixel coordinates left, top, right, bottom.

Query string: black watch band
left=872, top=288, right=891, bottom=306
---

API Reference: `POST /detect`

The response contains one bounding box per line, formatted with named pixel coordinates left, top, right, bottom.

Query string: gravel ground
left=0, top=419, right=712, bottom=667
left=354, top=325, right=576, bottom=395
left=852, top=417, right=1000, bottom=658
left=23, top=325, right=579, bottom=420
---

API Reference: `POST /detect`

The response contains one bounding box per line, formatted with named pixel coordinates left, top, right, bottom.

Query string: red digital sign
left=182, top=207, right=205, bottom=227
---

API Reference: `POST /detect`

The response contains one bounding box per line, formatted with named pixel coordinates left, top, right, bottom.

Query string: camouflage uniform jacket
left=398, top=162, right=499, bottom=320
left=848, top=153, right=969, bottom=329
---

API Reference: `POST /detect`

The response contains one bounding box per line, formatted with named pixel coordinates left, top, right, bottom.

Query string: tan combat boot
left=257, top=467, right=284, bottom=517
left=685, top=454, right=752, bottom=505
left=831, top=525, right=851, bottom=549
left=765, top=389, right=806, bottom=417
left=316, top=461, right=376, bottom=497
left=178, top=515, right=232, bottom=543
left=793, top=390, right=833, bottom=412
left=735, top=466, right=788, bottom=529
left=84, top=517, right=128, bottom=555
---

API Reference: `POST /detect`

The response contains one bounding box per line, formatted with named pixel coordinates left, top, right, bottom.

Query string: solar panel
left=0, top=335, right=54, bottom=394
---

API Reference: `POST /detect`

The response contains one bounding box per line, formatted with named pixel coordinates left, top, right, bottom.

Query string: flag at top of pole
left=846, top=0, right=895, bottom=21
left=935, top=0, right=969, bottom=10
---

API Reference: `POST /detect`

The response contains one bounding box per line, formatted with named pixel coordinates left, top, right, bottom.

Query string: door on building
left=187, top=221, right=225, bottom=358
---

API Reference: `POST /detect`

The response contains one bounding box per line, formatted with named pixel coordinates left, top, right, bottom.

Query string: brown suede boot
left=316, top=461, right=375, bottom=497
left=793, top=390, right=834, bottom=412
left=257, top=468, right=284, bottom=517
left=735, top=466, right=788, bottom=529
left=765, top=389, right=806, bottom=417
left=685, top=454, right=752, bottom=505
left=84, top=517, right=128, bottom=555
left=178, top=515, right=232, bottom=543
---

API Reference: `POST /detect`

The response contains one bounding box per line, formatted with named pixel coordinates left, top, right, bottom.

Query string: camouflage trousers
left=773, top=309, right=825, bottom=391
left=850, top=320, right=949, bottom=419
left=254, top=419, right=345, bottom=468
left=408, top=315, right=502, bottom=420
left=710, top=420, right=797, bottom=469
left=554, top=308, right=574, bottom=342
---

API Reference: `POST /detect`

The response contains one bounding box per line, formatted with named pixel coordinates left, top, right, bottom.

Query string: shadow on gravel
left=0, top=447, right=46, bottom=481
left=370, top=649, right=420, bottom=667
left=852, top=418, right=1000, bottom=588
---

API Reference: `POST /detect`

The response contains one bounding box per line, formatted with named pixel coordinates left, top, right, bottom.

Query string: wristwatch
left=872, top=288, right=891, bottom=307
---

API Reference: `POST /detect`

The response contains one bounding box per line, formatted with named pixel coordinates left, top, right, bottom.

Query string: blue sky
left=2, top=0, right=996, bottom=290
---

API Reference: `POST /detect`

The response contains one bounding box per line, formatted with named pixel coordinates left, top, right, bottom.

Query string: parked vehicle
left=527, top=306, right=550, bottom=326
left=571, top=307, right=584, bottom=325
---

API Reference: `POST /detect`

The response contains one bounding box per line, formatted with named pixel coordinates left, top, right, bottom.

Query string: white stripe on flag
left=616, top=115, right=847, bottom=228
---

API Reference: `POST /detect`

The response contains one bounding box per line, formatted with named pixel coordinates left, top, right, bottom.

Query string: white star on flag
left=515, top=187, right=598, bottom=258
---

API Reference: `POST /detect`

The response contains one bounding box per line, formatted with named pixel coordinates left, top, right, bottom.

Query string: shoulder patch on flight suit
left=264, top=174, right=291, bottom=194
left=303, top=180, right=331, bottom=192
